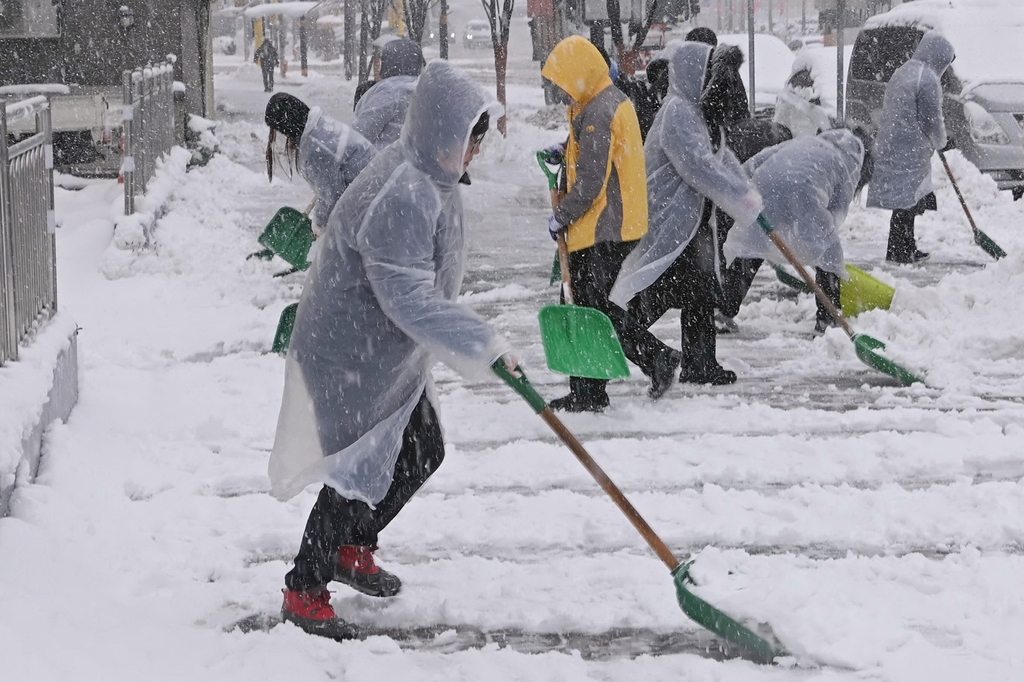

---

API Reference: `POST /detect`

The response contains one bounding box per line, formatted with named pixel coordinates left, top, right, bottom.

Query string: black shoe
left=332, top=545, right=402, bottom=597
left=714, top=310, right=739, bottom=334
left=647, top=350, right=681, bottom=400
left=281, top=588, right=359, bottom=641
left=887, top=249, right=929, bottom=264
left=680, top=364, right=737, bottom=386
left=548, top=391, right=610, bottom=413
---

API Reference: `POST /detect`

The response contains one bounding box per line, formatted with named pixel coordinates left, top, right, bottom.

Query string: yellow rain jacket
left=542, top=36, right=648, bottom=253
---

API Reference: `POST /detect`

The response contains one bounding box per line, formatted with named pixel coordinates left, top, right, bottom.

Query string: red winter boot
left=333, top=545, right=402, bottom=597
left=281, top=587, right=358, bottom=640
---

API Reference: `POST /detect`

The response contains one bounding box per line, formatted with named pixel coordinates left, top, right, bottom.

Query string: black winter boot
left=550, top=377, right=610, bottom=413
left=647, top=349, right=681, bottom=400
left=333, top=545, right=402, bottom=597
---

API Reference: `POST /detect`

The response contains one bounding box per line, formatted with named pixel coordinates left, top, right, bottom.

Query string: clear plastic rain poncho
left=269, top=61, right=507, bottom=505
left=609, top=41, right=762, bottom=309
left=772, top=55, right=834, bottom=139
left=724, top=129, right=865, bottom=277
left=352, top=76, right=418, bottom=150
left=866, top=31, right=955, bottom=210
left=297, top=107, right=376, bottom=229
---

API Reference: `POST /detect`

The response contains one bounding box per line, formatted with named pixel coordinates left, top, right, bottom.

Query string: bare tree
left=358, top=0, right=392, bottom=83
left=481, top=0, right=514, bottom=135
left=403, top=0, right=439, bottom=45
left=606, top=0, right=666, bottom=73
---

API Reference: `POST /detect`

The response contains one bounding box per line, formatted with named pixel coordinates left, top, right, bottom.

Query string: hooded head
left=667, top=40, right=713, bottom=105
left=912, top=31, right=955, bottom=78
left=380, top=38, right=425, bottom=79
left=541, top=36, right=613, bottom=106
left=819, top=128, right=866, bottom=188
left=646, top=58, right=670, bottom=98
left=401, top=60, right=496, bottom=188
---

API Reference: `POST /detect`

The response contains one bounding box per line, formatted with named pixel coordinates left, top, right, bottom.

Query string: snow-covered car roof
left=717, top=33, right=796, bottom=108
left=862, top=0, right=1024, bottom=85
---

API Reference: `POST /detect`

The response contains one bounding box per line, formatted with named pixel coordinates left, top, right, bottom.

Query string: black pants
left=887, top=193, right=936, bottom=261
left=285, top=392, right=445, bottom=591
left=815, top=268, right=842, bottom=328
left=564, top=240, right=678, bottom=402
left=719, top=257, right=764, bottom=319
left=628, top=216, right=722, bottom=375
left=262, top=67, right=275, bottom=91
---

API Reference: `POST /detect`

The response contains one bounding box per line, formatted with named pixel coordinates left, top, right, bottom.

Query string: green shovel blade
left=974, top=227, right=1007, bottom=260
left=672, top=564, right=787, bottom=664
left=539, top=304, right=630, bottom=380
left=271, top=303, right=299, bottom=354
left=258, top=207, right=315, bottom=271
left=773, top=264, right=811, bottom=293
left=853, top=334, right=924, bottom=386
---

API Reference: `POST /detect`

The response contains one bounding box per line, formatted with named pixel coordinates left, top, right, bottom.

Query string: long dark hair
left=266, top=128, right=300, bottom=182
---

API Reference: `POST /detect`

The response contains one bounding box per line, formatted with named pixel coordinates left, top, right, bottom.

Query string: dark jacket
left=255, top=41, right=279, bottom=69
left=701, top=44, right=749, bottom=137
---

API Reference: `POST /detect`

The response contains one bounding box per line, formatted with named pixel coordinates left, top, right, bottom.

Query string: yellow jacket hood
left=542, top=36, right=613, bottom=106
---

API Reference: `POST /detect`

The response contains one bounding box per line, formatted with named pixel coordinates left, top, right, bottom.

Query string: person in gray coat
left=866, top=31, right=955, bottom=264
left=723, top=128, right=867, bottom=333
left=269, top=61, right=508, bottom=640
left=610, top=41, right=763, bottom=386
left=264, top=93, right=376, bottom=231
left=352, top=38, right=424, bottom=149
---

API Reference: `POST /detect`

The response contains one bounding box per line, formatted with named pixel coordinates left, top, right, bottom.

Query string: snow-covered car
left=464, top=20, right=491, bottom=49
left=847, top=0, right=1024, bottom=198
left=787, top=34, right=824, bottom=52
left=716, top=33, right=796, bottom=117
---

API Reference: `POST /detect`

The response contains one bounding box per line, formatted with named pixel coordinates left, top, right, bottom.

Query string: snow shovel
left=758, top=215, right=923, bottom=386
left=775, top=264, right=895, bottom=316
left=271, top=302, right=298, bottom=354
left=939, top=152, right=1006, bottom=260
left=492, top=360, right=787, bottom=664
left=536, top=151, right=564, bottom=284
left=539, top=233, right=630, bottom=380
left=255, top=199, right=317, bottom=270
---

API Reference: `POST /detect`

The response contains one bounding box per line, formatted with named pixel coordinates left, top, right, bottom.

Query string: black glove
left=941, top=137, right=956, bottom=153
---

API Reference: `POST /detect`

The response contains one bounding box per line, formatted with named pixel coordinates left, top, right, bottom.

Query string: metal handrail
left=123, top=62, right=176, bottom=216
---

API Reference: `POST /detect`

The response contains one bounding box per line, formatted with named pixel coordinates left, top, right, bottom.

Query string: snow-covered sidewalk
left=3, top=52, right=1024, bottom=680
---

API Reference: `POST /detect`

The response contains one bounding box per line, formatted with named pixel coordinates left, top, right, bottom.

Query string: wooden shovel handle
left=759, top=216, right=855, bottom=338
left=557, top=232, right=574, bottom=305
left=939, top=152, right=980, bottom=233
left=540, top=407, right=682, bottom=571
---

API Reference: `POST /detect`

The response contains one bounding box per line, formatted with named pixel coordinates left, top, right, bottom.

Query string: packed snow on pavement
left=3, top=11, right=1024, bottom=682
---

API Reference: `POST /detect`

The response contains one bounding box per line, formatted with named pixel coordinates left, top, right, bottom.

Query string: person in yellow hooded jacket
left=541, top=36, right=681, bottom=412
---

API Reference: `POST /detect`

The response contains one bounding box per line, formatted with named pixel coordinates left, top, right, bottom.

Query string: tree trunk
left=440, top=0, right=449, bottom=59
left=494, top=41, right=508, bottom=135
left=358, top=0, right=371, bottom=83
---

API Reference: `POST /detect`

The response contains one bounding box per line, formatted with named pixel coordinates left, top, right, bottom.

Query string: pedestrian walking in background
left=255, top=39, right=280, bottom=92
left=866, top=31, right=955, bottom=264
left=353, top=38, right=425, bottom=149
left=723, top=129, right=868, bottom=333
left=264, top=93, right=376, bottom=231
left=541, top=36, right=681, bottom=411
left=611, top=41, right=763, bottom=386
left=269, top=61, right=511, bottom=640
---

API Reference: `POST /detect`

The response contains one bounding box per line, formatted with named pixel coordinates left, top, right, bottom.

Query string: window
left=0, top=0, right=59, bottom=38
left=850, top=27, right=922, bottom=84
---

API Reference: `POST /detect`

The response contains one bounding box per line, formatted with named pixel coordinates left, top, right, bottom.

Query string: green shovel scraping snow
left=758, top=215, right=924, bottom=386
left=253, top=199, right=318, bottom=271
left=493, top=360, right=788, bottom=664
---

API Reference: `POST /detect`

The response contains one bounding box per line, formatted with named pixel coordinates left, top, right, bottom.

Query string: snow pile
left=111, top=147, right=192, bottom=253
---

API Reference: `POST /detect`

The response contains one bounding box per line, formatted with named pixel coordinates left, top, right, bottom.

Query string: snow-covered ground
left=3, top=11, right=1024, bottom=681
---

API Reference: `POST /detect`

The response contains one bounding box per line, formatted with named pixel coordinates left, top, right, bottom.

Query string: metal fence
left=0, top=96, right=57, bottom=366
left=122, top=62, right=175, bottom=215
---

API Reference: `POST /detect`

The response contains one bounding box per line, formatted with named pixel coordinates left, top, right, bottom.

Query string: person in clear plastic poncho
left=610, top=41, right=763, bottom=386
left=866, top=31, right=955, bottom=264
left=269, top=61, right=509, bottom=640
left=264, top=93, right=376, bottom=232
left=352, top=38, right=424, bottom=149
left=723, top=128, right=867, bottom=333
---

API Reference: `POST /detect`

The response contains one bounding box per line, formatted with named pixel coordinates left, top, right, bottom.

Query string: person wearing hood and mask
left=867, top=31, right=955, bottom=264
left=353, top=38, right=425, bottom=149
left=540, top=35, right=681, bottom=412
left=723, top=128, right=868, bottom=333
left=610, top=41, right=763, bottom=386
left=270, top=61, right=512, bottom=640
left=264, top=93, right=376, bottom=232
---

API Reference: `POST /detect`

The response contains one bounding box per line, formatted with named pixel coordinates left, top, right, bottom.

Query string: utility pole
left=801, top=0, right=806, bottom=34
left=748, top=0, right=755, bottom=116
left=837, top=0, right=846, bottom=121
